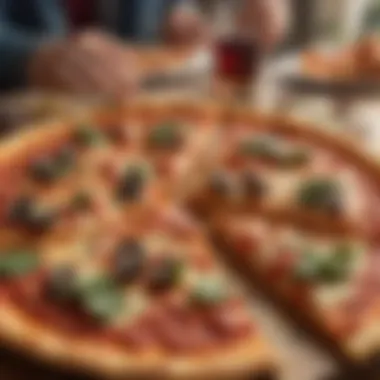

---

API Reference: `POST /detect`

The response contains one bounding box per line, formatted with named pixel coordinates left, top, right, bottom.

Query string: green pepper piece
left=148, top=123, right=182, bottom=149
left=0, top=250, right=39, bottom=278
left=73, top=125, right=107, bottom=147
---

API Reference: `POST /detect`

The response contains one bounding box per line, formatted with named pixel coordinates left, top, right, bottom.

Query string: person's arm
left=238, top=0, right=290, bottom=51
left=163, top=0, right=210, bottom=46
left=0, top=0, right=67, bottom=89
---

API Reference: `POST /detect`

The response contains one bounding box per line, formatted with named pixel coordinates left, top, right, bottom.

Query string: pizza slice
left=213, top=215, right=380, bottom=364
left=189, top=119, right=380, bottom=237
left=0, top=205, right=278, bottom=379
left=115, top=100, right=221, bottom=200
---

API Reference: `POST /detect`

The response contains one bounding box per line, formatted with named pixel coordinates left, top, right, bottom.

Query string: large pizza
left=0, top=97, right=378, bottom=379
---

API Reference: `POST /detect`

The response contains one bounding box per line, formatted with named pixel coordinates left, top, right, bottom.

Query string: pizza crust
left=345, top=302, right=380, bottom=360
left=0, top=301, right=277, bottom=379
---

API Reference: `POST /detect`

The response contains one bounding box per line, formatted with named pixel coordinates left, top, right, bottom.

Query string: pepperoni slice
left=145, top=302, right=214, bottom=352
left=230, top=231, right=258, bottom=257
left=110, top=317, right=154, bottom=349
left=266, top=250, right=296, bottom=282
left=203, top=300, right=254, bottom=340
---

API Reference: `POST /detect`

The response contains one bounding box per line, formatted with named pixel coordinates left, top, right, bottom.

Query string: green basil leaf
left=294, top=244, right=354, bottom=284
left=0, top=251, right=40, bottom=278
left=297, top=179, right=340, bottom=210
left=148, top=123, right=182, bottom=148
left=190, top=277, right=228, bottom=307
left=73, top=125, right=107, bottom=147
left=79, top=276, right=124, bottom=322
left=239, top=137, right=278, bottom=160
left=293, top=252, right=323, bottom=282
left=318, top=244, right=354, bottom=283
left=279, top=149, right=310, bottom=167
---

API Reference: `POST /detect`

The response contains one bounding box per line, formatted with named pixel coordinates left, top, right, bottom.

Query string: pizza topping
left=0, top=250, right=39, bottom=278
left=24, top=207, right=55, bottom=233
left=115, top=165, right=150, bottom=202
left=241, top=171, right=266, bottom=198
left=79, top=276, right=124, bottom=322
left=72, top=125, right=107, bottom=147
left=8, top=197, right=33, bottom=223
left=29, top=146, right=75, bottom=184
left=280, top=148, right=309, bottom=167
left=239, top=135, right=309, bottom=167
left=190, top=277, right=229, bottom=308
left=147, top=257, right=183, bottom=292
left=70, top=191, right=92, bottom=211
left=294, top=244, right=355, bottom=284
left=204, top=300, right=254, bottom=338
left=29, top=157, right=59, bottom=183
left=113, top=240, right=145, bottom=284
left=147, top=122, right=183, bottom=149
left=44, top=266, right=78, bottom=302
left=55, top=145, right=76, bottom=175
left=297, top=178, right=342, bottom=214
left=209, top=171, right=234, bottom=196
left=44, top=269, right=125, bottom=323
left=239, top=136, right=278, bottom=161
left=8, top=197, right=56, bottom=233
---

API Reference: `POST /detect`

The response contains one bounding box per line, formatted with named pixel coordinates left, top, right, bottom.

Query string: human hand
left=237, top=0, right=290, bottom=52
left=28, top=30, right=141, bottom=98
left=164, top=6, right=210, bottom=48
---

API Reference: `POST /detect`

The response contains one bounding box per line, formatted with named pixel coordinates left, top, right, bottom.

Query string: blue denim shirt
left=0, top=0, right=181, bottom=88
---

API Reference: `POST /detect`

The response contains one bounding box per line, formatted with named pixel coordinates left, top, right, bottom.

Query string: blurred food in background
left=302, top=34, right=380, bottom=81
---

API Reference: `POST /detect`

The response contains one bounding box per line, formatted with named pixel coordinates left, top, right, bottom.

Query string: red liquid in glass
left=215, top=37, right=261, bottom=84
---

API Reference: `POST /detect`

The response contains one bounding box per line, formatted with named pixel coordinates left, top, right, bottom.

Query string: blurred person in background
left=0, top=0, right=289, bottom=97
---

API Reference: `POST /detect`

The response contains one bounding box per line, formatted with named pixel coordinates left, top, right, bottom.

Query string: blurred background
left=1, top=0, right=380, bottom=142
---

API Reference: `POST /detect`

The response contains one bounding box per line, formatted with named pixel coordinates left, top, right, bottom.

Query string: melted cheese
left=225, top=217, right=369, bottom=312
left=110, top=288, right=149, bottom=327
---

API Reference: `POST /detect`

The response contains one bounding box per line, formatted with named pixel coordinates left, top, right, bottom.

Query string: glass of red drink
left=214, top=36, right=262, bottom=85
